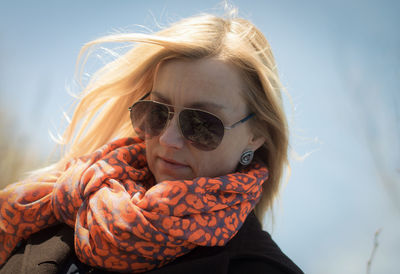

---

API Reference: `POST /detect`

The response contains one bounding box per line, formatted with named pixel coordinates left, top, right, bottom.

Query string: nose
left=158, top=112, right=185, bottom=149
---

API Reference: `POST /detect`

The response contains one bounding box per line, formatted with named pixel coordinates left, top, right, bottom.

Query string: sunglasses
left=129, top=92, right=254, bottom=151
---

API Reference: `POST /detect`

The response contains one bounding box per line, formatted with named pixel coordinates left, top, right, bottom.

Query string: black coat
left=0, top=212, right=304, bottom=274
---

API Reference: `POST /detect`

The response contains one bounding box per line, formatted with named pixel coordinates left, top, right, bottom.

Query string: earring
left=240, top=150, right=254, bottom=166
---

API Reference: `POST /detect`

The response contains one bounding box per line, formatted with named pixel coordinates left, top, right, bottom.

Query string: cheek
left=145, top=139, right=157, bottom=172
left=193, top=130, right=251, bottom=177
left=191, top=145, right=242, bottom=178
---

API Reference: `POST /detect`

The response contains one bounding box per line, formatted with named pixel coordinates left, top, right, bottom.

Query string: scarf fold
left=0, top=137, right=268, bottom=273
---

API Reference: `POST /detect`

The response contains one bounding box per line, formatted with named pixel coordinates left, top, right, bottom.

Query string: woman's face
left=146, top=58, right=264, bottom=182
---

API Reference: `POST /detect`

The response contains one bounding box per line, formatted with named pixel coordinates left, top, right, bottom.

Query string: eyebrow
left=151, top=91, right=226, bottom=111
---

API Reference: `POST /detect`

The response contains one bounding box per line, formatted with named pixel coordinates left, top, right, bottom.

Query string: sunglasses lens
left=179, top=109, right=224, bottom=151
left=130, top=101, right=169, bottom=139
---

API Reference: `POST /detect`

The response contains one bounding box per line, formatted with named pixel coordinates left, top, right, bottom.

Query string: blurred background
left=0, top=0, right=399, bottom=273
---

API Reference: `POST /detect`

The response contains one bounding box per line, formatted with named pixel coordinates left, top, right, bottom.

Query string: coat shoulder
left=224, top=212, right=304, bottom=274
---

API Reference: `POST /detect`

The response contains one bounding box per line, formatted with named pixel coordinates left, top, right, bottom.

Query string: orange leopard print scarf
left=0, top=137, right=268, bottom=273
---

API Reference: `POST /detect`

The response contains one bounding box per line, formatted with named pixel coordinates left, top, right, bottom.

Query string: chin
left=155, top=173, right=194, bottom=182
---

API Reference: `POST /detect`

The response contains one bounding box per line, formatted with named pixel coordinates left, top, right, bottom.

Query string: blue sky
left=1, top=1, right=399, bottom=273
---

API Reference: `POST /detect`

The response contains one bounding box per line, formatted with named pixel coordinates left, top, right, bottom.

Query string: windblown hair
left=53, top=13, right=289, bottom=222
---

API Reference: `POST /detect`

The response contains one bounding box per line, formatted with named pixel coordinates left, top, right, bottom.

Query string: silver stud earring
left=240, top=150, right=254, bottom=166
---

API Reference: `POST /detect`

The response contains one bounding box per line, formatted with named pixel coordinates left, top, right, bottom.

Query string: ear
left=247, top=134, right=266, bottom=151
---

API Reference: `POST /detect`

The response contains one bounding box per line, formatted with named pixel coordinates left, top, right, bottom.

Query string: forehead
left=152, top=58, right=246, bottom=111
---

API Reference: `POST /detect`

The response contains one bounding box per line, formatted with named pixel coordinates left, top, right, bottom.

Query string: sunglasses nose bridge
left=158, top=108, right=187, bottom=149
left=167, top=108, right=175, bottom=121
left=164, top=107, right=189, bottom=142
left=162, top=107, right=175, bottom=132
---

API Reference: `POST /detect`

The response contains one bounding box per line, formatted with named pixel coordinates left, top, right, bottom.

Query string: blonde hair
left=54, top=13, right=288, bottom=222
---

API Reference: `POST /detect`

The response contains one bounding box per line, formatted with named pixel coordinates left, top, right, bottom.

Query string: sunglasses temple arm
left=139, top=91, right=151, bottom=100
left=128, top=92, right=152, bottom=111
left=224, top=113, right=255, bottom=130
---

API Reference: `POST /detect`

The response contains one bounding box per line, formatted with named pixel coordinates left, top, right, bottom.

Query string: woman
left=0, top=12, right=304, bottom=274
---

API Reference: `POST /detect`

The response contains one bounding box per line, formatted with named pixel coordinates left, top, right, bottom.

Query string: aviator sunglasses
left=129, top=92, right=254, bottom=151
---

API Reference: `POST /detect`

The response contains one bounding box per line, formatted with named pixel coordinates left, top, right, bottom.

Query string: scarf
left=0, top=137, right=268, bottom=273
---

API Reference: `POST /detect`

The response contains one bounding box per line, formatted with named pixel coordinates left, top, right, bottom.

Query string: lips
left=158, top=156, right=189, bottom=168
